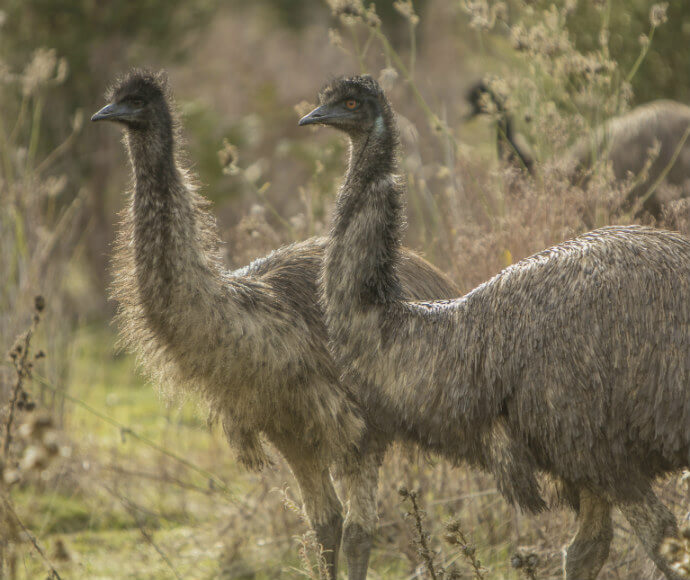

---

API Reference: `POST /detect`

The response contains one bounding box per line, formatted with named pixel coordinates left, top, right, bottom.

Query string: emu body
left=93, top=70, right=458, bottom=580
left=305, top=75, right=690, bottom=579
left=564, top=100, right=690, bottom=219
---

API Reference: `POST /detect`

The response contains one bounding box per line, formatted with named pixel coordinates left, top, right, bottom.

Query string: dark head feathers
left=105, top=69, right=171, bottom=105
left=466, top=79, right=506, bottom=117
left=94, top=68, right=182, bottom=135
left=466, top=80, right=491, bottom=114
left=466, top=80, right=488, bottom=108
left=318, top=74, right=384, bottom=106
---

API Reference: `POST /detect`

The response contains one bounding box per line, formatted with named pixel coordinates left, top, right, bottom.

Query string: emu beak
left=91, top=102, right=135, bottom=123
left=298, top=104, right=345, bottom=126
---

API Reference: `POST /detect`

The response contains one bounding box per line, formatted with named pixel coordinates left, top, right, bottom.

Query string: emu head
left=91, top=70, right=171, bottom=131
left=465, top=79, right=506, bottom=120
left=299, top=74, right=394, bottom=139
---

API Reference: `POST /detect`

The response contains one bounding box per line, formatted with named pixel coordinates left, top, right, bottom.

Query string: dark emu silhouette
left=300, top=75, right=690, bottom=580
left=465, top=79, right=535, bottom=174
left=91, top=70, right=458, bottom=580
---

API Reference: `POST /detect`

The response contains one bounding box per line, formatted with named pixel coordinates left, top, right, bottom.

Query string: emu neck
left=124, top=123, right=220, bottom=333
left=497, top=114, right=531, bottom=170
left=325, top=116, right=403, bottom=316
left=128, top=125, right=174, bottom=188
left=496, top=114, right=513, bottom=157
left=323, top=109, right=498, bottom=454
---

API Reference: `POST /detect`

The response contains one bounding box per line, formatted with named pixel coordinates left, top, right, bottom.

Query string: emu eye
left=129, top=98, right=144, bottom=108
left=345, top=99, right=359, bottom=110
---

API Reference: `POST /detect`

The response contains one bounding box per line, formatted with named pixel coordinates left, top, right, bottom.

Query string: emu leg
left=483, top=419, right=546, bottom=513
left=275, top=440, right=344, bottom=580
left=342, top=523, right=373, bottom=580
left=338, top=435, right=387, bottom=580
left=313, top=512, right=345, bottom=578
left=564, top=490, right=613, bottom=580
left=619, top=489, right=682, bottom=580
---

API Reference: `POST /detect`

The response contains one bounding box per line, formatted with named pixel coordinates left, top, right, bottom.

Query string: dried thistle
left=511, top=549, right=540, bottom=579
left=393, top=0, right=419, bottom=26
left=399, top=485, right=442, bottom=579
left=277, top=487, right=330, bottom=579
left=362, top=3, right=381, bottom=28
left=444, top=519, right=487, bottom=579
left=326, top=0, right=364, bottom=19
left=3, top=296, right=45, bottom=459
left=660, top=526, right=690, bottom=578
left=218, top=138, right=239, bottom=175
left=461, top=0, right=506, bottom=32
left=21, top=48, right=67, bottom=97
left=295, top=530, right=330, bottom=580
left=650, top=3, right=669, bottom=28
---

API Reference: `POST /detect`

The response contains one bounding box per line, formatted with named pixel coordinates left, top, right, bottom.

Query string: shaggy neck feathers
left=323, top=94, right=493, bottom=454
left=325, top=104, right=404, bottom=313
left=119, top=101, right=224, bottom=342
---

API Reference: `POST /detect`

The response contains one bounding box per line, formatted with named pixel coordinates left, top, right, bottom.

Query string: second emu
left=301, top=75, right=690, bottom=580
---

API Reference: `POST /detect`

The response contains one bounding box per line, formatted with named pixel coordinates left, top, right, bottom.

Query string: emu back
left=460, top=226, right=690, bottom=499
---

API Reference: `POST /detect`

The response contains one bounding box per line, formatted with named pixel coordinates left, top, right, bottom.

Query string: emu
left=91, top=70, right=459, bottom=580
left=465, top=79, right=535, bottom=174
left=467, top=84, right=690, bottom=223
left=563, top=100, right=690, bottom=220
left=300, top=75, right=690, bottom=579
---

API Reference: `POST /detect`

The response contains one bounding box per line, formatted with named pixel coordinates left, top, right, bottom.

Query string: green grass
left=65, top=326, right=202, bottom=441
left=5, top=326, right=280, bottom=579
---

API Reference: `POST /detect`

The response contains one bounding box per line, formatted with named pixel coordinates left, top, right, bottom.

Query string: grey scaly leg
left=564, top=489, right=613, bottom=580
left=276, top=439, right=344, bottom=579
left=339, top=437, right=387, bottom=580
left=619, top=489, right=683, bottom=580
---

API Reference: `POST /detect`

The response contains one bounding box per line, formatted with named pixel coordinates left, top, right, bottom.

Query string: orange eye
left=345, top=99, right=358, bottom=110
